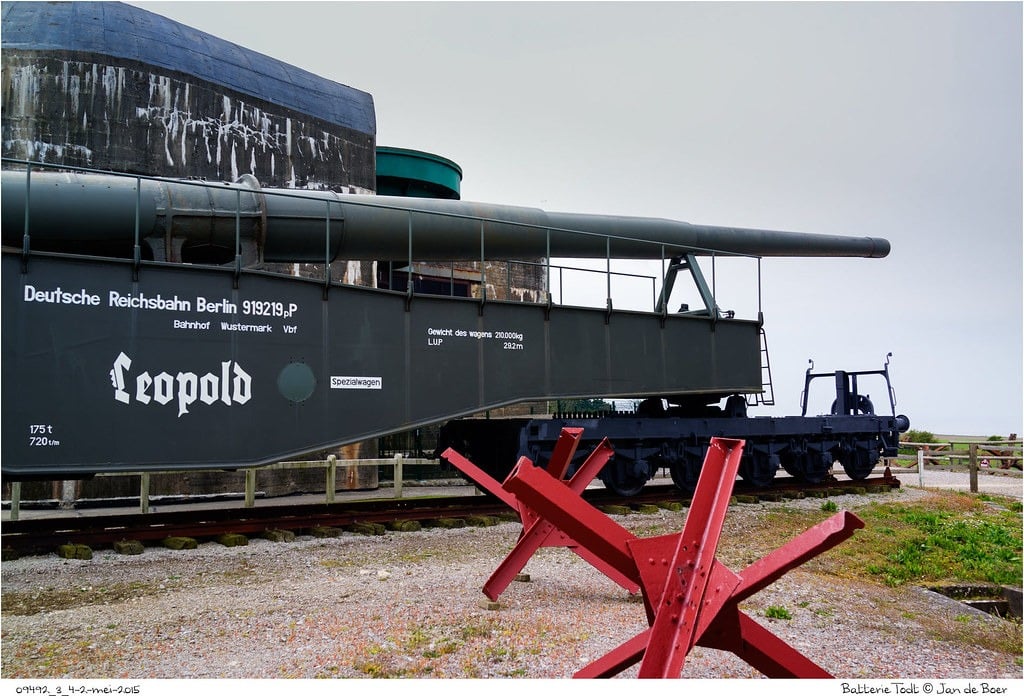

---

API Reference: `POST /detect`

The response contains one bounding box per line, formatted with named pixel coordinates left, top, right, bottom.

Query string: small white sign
left=331, top=376, right=383, bottom=390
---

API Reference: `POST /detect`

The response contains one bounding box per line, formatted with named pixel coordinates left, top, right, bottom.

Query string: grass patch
left=343, top=616, right=538, bottom=678
left=764, top=605, right=793, bottom=620
left=756, top=492, right=1022, bottom=589
left=855, top=495, right=1022, bottom=587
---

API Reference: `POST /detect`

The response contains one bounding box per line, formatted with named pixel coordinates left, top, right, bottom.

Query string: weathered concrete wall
left=2, top=52, right=375, bottom=192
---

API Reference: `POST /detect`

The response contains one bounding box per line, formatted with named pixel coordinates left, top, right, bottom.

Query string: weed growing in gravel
left=405, top=625, right=430, bottom=650
left=422, top=640, right=460, bottom=658
left=354, top=659, right=399, bottom=678
left=339, top=614, right=565, bottom=679
left=484, top=644, right=516, bottom=662
left=350, top=639, right=422, bottom=678
left=460, top=618, right=496, bottom=640
left=764, top=605, right=793, bottom=620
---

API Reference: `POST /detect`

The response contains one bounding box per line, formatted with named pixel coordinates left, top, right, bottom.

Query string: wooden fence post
left=140, top=473, right=150, bottom=514
left=968, top=442, right=978, bottom=493
left=10, top=482, right=20, bottom=521
left=245, top=468, right=256, bottom=508
left=394, top=453, right=404, bottom=499
left=326, top=454, right=337, bottom=504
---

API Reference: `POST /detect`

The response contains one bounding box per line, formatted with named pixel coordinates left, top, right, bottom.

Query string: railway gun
left=1, top=162, right=908, bottom=495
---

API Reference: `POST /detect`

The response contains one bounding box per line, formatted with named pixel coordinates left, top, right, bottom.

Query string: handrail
left=2, top=158, right=767, bottom=318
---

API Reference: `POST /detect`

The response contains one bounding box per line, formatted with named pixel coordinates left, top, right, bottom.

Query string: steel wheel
left=599, top=458, right=649, bottom=497
left=669, top=455, right=702, bottom=495
left=837, top=446, right=878, bottom=480
left=738, top=450, right=779, bottom=488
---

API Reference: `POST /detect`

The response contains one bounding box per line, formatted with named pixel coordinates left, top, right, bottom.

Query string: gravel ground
left=1, top=486, right=1020, bottom=680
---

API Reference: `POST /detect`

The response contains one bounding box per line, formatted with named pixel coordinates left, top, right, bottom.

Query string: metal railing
left=3, top=158, right=764, bottom=319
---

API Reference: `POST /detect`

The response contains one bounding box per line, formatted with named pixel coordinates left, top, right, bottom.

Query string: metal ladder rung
left=748, top=328, right=775, bottom=407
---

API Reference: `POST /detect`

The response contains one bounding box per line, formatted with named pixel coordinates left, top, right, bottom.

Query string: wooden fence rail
left=3, top=455, right=442, bottom=520
left=894, top=441, right=1022, bottom=469
left=887, top=440, right=1022, bottom=493
left=5, top=439, right=1021, bottom=520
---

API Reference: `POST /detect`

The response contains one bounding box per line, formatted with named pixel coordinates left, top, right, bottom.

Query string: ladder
left=747, top=327, right=775, bottom=407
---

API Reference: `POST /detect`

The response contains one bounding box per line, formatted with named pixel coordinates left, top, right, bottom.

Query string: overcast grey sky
left=133, top=1, right=1022, bottom=438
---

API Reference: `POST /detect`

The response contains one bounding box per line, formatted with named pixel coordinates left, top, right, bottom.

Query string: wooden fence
left=5, top=439, right=1020, bottom=520
left=888, top=440, right=1022, bottom=493
left=4, top=454, right=441, bottom=521
left=894, top=440, right=1021, bottom=469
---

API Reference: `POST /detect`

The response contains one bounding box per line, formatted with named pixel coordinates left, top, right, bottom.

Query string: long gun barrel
left=1, top=169, right=890, bottom=263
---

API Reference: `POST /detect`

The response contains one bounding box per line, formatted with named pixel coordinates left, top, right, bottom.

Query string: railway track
left=0, top=474, right=900, bottom=558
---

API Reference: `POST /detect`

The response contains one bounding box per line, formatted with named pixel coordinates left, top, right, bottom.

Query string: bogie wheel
left=781, top=452, right=803, bottom=479
left=599, top=458, right=649, bottom=497
left=738, top=450, right=779, bottom=488
left=837, top=446, right=878, bottom=481
left=669, top=456, right=702, bottom=495
left=782, top=451, right=832, bottom=484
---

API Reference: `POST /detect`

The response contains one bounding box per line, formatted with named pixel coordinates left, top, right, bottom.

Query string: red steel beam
left=499, top=436, right=865, bottom=679
left=504, top=459, right=641, bottom=584
left=444, top=429, right=639, bottom=600
left=484, top=437, right=638, bottom=599
left=574, top=510, right=864, bottom=678
left=543, top=427, right=583, bottom=479
left=636, top=438, right=744, bottom=677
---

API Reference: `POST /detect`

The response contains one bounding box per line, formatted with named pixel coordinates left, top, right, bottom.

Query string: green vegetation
left=903, top=429, right=937, bottom=444
left=763, top=605, right=793, bottom=620
left=554, top=398, right=614, bottom=413
left=743, top=490, right=1022, bottom=659
left=761, top=492, right=1022, bottom=589
left=857, top=499, right=1022, bottom=587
